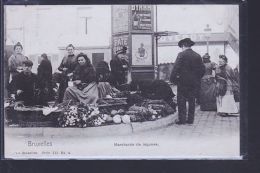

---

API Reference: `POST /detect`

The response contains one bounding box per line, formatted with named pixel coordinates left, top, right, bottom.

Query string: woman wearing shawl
left=63, top=53, right=98, bottom=105
left=8, top=42, right=28, bottom=82
left=36, top=53, right=56, bottom=105
left=215, top=55, right=239, bottom=116
left=199, top=53, right=217, bottom=111
left=110, top=46, right=129, bottom=88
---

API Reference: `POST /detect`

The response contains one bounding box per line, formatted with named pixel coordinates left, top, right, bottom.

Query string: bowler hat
left=178, top=38, right=195, bottom=48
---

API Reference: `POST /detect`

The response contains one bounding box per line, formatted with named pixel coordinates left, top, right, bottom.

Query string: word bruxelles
left=27, top=141, right=52, bottom=147
left=114, top=143, right=159, bottom=147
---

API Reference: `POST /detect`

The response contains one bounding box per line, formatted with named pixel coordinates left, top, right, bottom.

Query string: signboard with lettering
left=112, top=5, right=129, bottom=34
left=112, top=34, right=129, bottom=57
left=158, top=33, right=227, bottom=45
left=131, top=5, right=153, bottom=32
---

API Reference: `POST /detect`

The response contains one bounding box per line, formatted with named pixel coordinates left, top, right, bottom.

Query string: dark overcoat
left=10, top=72, right=38, bottom=105
left=37, top=59, right=55, bottom=105
left=170, top=48, right=205, bottom=97
left=110, top=56, right=129, bottom=86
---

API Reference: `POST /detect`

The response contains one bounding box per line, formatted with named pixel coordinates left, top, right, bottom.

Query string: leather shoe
left=187, top=121, right=193, bottom=125
left=175, top=120, right=185, bottom=125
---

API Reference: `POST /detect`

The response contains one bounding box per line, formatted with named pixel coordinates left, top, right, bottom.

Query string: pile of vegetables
left=58, top=104, right=132, bottom=128
left=57, top=91, right=176, bottom=127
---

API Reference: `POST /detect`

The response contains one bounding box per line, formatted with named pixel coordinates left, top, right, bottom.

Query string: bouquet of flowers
left=58, top=102, right=103, bottom=128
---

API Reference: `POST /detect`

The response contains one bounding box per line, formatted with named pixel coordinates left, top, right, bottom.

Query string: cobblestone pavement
left=145, top=107, right=240, bottom=139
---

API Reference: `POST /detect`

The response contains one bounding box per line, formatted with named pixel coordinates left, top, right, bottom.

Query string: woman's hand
left=17, top=90, right=23, bottom=95
left=16, top=66, right=24, bottom=73
left=53, top=88, right=58, bottom=93
left=73, top=80, right=81, bottom=85
left=67, top=73, right=73, bottom=77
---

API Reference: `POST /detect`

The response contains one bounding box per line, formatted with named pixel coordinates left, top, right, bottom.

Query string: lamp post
left=154, top=31, right=178, bottom=79
left=204, top=24, right=212, bottom=53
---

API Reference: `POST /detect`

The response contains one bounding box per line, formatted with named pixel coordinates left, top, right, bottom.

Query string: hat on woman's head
left=203, top=53, right=210, bottom=59
left=116, top=46, right=127, bottom=55
left=66, top=44, right=75, bottom=49
left=14, top=42, right=23, bottom=50
left=178, top=38, right=195, bottom=48
left=41, top=53, right=48, bottom=60
left=23, top=60, right=33, bottom=67
left=219, top=55, right=228, bottom=63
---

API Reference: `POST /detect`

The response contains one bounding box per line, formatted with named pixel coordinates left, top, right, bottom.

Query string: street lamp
left=204, top=24, right=212, bottom=53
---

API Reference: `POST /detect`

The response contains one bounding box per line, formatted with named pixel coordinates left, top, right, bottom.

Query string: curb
left=5, top=113, right=178, bottom=138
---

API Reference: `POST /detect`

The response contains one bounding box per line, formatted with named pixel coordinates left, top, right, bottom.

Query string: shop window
left=92, top=53, right=104, bottom=68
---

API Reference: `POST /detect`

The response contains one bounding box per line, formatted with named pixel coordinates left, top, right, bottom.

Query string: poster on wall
left=132, top=34, right=152, bottom=65
left=112, top=5, right=129, bottom=34
left=112, top=34, right=129, bottom=57
left=131, top=5, right=153, bottom=31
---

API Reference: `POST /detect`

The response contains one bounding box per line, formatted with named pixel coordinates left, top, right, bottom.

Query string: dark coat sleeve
left=58, top=57, right=66, bottom=72
left=110, top=59, right=119, bottom=73
left=170, top=53, right=182, bottom=83
left=8, top=75, right=18, bottom=94
left=196, top=55, right=206, bottom=79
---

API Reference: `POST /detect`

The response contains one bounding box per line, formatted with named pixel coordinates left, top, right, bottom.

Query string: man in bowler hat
left=170, top=38, right=205, bottom=124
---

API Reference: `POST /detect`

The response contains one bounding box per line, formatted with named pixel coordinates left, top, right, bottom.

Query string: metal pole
left=155, top=5, right=158, bottom=79
left=206, top=39, right=209, bottom=53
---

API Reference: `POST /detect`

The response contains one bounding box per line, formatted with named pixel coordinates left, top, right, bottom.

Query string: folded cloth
left=42, top=107, right=58, bottom=116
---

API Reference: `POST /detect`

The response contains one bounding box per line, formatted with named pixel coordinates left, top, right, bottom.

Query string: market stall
left=5, top=91, right=176, bottom=128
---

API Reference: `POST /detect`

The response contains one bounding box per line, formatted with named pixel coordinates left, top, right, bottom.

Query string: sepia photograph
left=3, top=4, right=240, bottom=159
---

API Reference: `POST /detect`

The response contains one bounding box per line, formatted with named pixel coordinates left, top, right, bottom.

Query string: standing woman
left=110, top=46, right=129, bottom=89
left=8, top=42, right=28, bottom=82
left=233, top=64, right=240, bottom=105
left=215, top=55, right=239, bottom=116
left=63, top=53, right=99, bottom=105
left=36, top=53, right=55, bottom=105
left=56, top=44, right=78, bottom=102
left=199, top=53, right=217, bottom=111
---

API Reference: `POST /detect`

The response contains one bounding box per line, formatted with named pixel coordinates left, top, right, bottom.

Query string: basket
left=17, top=120, right=57, bottom=127
left=7, top=108, right=61, bottom=127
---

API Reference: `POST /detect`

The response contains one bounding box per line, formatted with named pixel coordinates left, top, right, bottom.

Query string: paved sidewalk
left=151, top=107, right=239, bottom=138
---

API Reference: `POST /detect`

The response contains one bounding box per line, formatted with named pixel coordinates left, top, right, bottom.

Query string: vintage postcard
left=3, top=4, right=242, bottom=159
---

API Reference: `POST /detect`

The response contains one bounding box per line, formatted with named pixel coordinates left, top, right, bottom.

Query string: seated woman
left=63, top=53, right=99, bottom=105
left=95, top=60, right=119, bottom=98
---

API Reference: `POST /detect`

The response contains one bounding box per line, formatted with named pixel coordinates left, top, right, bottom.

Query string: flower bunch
left=58, top=103, right=91, bottom=127
left=58, top=103, right=108, bottom=128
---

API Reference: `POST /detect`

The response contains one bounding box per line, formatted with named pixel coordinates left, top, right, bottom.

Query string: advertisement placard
left=132, top=34, right=152, bottom=66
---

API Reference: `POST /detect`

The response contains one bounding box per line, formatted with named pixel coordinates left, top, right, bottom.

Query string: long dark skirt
left=200, top=77, right=217, bottom=111
left=63, top=82, right=99, bottom=105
